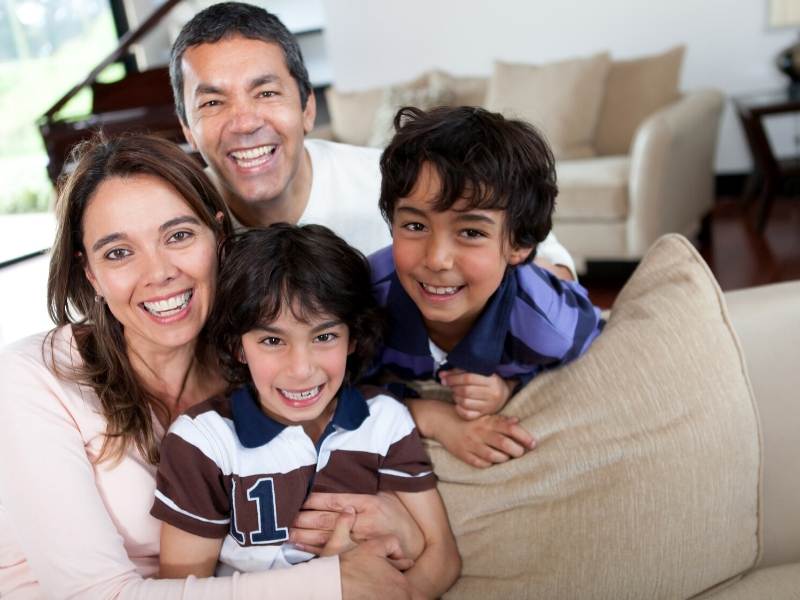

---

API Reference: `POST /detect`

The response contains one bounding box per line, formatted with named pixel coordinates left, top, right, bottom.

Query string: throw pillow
left=324, top=86, right=384, bottom=146
left=366, top=71, right=455, bottom=148
left=485, top=53, right=611, bottom=160
left=430, top=234, right=761, bottom=599
left=594, top=45, right=686, bottom=155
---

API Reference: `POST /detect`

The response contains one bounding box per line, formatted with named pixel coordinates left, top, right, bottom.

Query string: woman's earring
left=94, top=294, right=104, bottom=304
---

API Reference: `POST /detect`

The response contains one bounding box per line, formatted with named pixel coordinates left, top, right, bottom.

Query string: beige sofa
left=417, top=235, right=799, bottom=599
left=318, top=47, right=724, bottom=274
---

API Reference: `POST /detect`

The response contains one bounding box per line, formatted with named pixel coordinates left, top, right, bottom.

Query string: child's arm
left=159, top=523, right=223, bottom=578
left=407, top=398, right=535, bottom=468
left=395, top=488, right=461, bottom=599
left=439, top=369, right=517, bottom=419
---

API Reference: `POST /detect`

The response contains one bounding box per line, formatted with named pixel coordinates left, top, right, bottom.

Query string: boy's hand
left=434, top=403, right=535, bottom=468
left=439, top=369, right=516, bottom=420
left=317, top=506, right=358, bottom=557
left=290, top=491, right=425, bottom=560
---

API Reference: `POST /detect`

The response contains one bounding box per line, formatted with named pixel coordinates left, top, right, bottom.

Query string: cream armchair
left=553, top=89, right=724, bottom=273
left=317, top=48, right=724, bottom=274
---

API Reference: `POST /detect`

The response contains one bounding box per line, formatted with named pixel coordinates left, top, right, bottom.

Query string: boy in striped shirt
left=370, top=106, right=603, bottom=469
left=152, top=225, right=460, bottom=596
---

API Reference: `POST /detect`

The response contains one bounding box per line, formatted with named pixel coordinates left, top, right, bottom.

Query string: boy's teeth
left=143, top=291, right=192, bottom=316
left=421, top=283, right=460, bottom=295
left=230, top=145, right=276, bottom=160
left=280, top=386, right=321, bottom=401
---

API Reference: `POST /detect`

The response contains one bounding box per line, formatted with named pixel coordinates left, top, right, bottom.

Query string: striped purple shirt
left=369, top=246, right=603, bottom=386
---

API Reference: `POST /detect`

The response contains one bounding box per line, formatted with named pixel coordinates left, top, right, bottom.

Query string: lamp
left=770, top=0, right=800, bottom=97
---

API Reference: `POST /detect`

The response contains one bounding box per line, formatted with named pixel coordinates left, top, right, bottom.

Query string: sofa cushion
left=554, top=155, right=630, bottom=220
left=431, top=70, right=488, bottom=107
left=429, top=234, right=761, bottom=599
left=594, top=45, right=685, bottom=156
left=698, top=564, right=800, bottom=599
left=325, top=71, right=488, bottom=148
left=324, top=86, right=384, bottom=146
left=485, top=53, right=611, bottom=160
left=367, top=71, right=455, bottom=148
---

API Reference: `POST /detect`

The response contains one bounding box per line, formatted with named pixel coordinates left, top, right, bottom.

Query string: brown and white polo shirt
left=151, top=384, right=435, bottom=574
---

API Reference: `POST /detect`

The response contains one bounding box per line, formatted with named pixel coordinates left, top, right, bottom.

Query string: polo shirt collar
left=231, top=384, right=370, bottom=449
left=385, top=270, right=517, bottom=376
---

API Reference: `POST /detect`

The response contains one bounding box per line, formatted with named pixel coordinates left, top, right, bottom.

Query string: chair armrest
left=725, top=280, right=800, bottom=569
left=626, top=89, right=724, bottom=255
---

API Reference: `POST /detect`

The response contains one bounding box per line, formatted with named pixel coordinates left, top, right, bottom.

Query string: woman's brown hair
left=46, top=133, right=233, bottom=465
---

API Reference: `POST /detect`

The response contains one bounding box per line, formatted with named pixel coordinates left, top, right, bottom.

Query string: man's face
left=180, top=36, right=315, bottom=215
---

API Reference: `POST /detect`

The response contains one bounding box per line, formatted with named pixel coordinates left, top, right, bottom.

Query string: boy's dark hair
left=379, top=106, right=558, bottom=260
left=208, top=223, right=385, bottom=388
left=170, top=1, right=312, bottom=125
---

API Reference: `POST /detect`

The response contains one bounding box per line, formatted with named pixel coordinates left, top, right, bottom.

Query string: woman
left=0, top=135, right=416, bottom=599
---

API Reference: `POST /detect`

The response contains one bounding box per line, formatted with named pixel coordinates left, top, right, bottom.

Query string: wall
left=322, top=0, right=800, bottom=173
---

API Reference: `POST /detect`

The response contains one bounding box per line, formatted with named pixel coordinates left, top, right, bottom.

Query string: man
left=169, top=1, right=576, bottom=277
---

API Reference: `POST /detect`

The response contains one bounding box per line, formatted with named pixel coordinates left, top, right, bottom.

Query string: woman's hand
left=340, top=536, right=414, bottom=599
left=439, top=369, right=516, bottom=420
left=290, top=491, right=425, bottom=559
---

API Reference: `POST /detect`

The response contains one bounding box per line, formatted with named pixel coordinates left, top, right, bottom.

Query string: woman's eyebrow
left=159, top=215, right=201, bottom=232
left=90, top=216, right=201, bottom=252
left=91, top=232, right=126, bottom=252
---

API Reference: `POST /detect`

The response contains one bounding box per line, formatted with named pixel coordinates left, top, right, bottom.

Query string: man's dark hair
left=208, top=223, right=385, bottom=388
left=378, top=106, right=558, bottom=260
left=169, top=1, right=312, bottom=124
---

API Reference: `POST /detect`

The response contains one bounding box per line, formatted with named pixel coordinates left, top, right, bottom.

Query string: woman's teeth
left=143, top=291, right=192, bottom=317
left=279, top=386, right=321, bottom=401
left=421, top=283, right=461, bottom=295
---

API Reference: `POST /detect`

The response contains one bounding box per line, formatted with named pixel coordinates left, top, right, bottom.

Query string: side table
left=732, top=89, right=800, bottom=231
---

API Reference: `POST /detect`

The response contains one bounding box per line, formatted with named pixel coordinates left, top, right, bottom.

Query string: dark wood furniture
left=732, top=88, right=800, bottom=231
left=38, top=0, right=183, bottom=184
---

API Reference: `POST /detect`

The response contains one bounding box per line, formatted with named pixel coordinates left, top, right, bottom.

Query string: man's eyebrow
left=248, top=74, right=279, bottom=90
left=195, top=83, right=223, bottom=96
left=160, top=216, right=201, bottom=232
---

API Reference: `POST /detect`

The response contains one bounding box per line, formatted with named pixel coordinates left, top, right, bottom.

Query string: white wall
left=322, top=0, right=800, bottom=173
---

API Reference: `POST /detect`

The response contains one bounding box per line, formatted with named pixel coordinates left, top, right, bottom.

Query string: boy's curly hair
left=378, top=105, right=558, bottom=261
left=207, top=224, right=386, bottom=387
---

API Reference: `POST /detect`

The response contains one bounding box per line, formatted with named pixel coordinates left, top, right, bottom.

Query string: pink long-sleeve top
left=0, top=326, right=341, bottom=599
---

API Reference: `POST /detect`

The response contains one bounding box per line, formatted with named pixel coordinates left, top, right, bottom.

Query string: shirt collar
left=384, top=270, right=517, bottom=376
left=231, top=384, right=370, bottom=449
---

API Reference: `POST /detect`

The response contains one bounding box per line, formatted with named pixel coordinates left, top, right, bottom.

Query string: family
left=0, top=2, right=603, bottom=598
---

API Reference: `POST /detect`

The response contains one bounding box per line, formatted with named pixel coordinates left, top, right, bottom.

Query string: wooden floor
left=582, top=196, right=800, bottom=309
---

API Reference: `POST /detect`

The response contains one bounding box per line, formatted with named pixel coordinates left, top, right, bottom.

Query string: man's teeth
left=421, top=283, right=461, bottom=295
left=230, top=145, right=276, bottom=163
left=280, top=386, right=321, bottom=401
left=143, top=291, right=192, bottom=316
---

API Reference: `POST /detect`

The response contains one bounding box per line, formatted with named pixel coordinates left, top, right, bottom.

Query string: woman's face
left=81, top=174, right=219, bottom=357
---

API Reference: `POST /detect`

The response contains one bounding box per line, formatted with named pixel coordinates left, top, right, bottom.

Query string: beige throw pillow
left=594, top=45, right=686, bottom=155
left=324, top=86, right=384, bottom=146
left=430, top=234, right=761, bottom=599
left=366, top=71, right=455, bottom=148
left=485, top=53, right=611, bottom=160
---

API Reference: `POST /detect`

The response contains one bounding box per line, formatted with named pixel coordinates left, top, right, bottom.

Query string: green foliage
left=0, top=10, right=121, bottom=214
